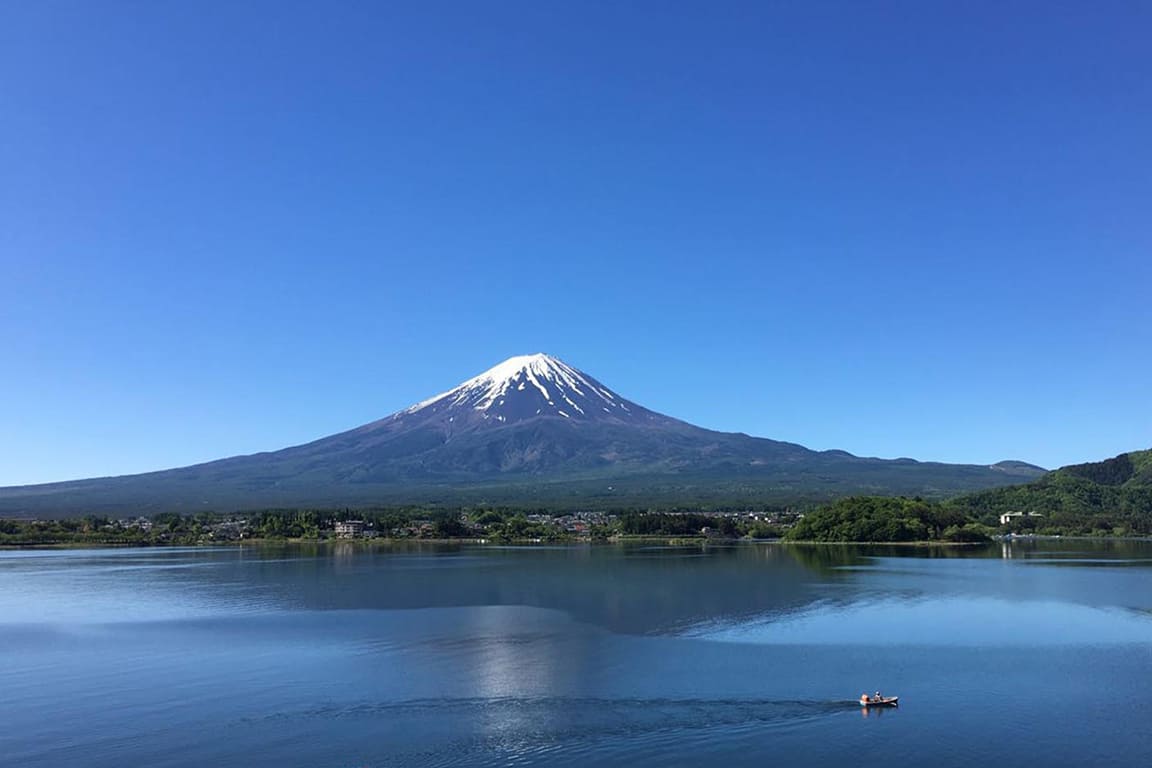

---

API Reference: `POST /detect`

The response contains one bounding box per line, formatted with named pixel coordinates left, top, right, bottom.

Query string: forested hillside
left=950, top=450, right=1152, bottom=536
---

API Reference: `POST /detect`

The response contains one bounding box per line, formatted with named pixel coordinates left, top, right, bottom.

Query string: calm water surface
left=2, top=540, right=1151, bottom=767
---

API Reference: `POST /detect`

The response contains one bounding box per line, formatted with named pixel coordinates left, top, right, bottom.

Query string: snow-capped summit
left=400, top=353, right=651, bottom=427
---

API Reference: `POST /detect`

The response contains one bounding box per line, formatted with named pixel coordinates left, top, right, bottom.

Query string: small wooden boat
left=860, top=695, right=899, bottom=707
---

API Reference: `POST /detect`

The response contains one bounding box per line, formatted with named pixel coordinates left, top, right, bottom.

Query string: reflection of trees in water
left=782, top=544, right=869, bottom=574
left=783, top=542, right=1007, bottom=574
left=1002, top=537, right=1152, bottom=563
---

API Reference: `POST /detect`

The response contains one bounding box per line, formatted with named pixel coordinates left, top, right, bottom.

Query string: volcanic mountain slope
left=0, top=354, right=1046, bottom=515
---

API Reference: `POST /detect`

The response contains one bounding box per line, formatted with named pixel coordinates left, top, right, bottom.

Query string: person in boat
left=861, top=693, right=870, bottom=705
left=874, top=691, right=882, bottom=702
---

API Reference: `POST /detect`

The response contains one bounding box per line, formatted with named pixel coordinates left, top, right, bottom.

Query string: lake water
left=2, top=540, right=1151, bottom=767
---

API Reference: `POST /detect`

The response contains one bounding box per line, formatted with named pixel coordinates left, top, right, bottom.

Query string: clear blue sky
left=2, top=1, right=1149, bottom=485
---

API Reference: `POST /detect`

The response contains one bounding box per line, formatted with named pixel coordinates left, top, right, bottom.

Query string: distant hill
left=0, top=354, right=1045, bottom=517
left=950, top=449, right=1152, bottom=535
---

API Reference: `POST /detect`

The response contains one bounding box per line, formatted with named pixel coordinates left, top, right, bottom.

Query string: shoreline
left=5, top=534, right=1149, bottom=551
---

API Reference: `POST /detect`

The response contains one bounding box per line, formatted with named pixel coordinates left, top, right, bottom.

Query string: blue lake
left=2, top=540, right=1151, bottom=767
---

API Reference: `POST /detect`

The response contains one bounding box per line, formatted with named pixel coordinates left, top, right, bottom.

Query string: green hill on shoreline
left=949, top=449, right=1152, bottom=536
left=785, top=449, right=1152, bottom=542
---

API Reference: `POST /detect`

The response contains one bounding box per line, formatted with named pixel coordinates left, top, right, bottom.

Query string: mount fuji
left=0, top=353, right=1045, bottom=515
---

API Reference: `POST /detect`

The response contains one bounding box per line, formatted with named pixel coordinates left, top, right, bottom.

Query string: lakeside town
left=0, top=508, right=800, bottom=546
left=5, top=476, right=1145, bottom=547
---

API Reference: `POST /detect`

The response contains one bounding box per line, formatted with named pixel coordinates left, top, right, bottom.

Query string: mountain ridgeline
left=0, top=354, right=1045, bottom=516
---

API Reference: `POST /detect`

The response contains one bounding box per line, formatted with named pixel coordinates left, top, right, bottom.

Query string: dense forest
left=783, top=496, right=994, bottom=543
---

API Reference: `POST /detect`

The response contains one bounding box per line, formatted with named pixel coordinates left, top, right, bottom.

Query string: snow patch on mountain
left=400, top=353, right=637, bottom=423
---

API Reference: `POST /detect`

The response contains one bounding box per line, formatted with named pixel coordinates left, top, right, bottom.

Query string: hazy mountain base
left=0, top=458, right=1044, bottom=519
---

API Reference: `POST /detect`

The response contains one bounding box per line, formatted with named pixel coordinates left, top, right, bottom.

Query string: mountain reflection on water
left=9, top=538, right=1148, bottom=632
left=2, top=539, right=1151, bottom=768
